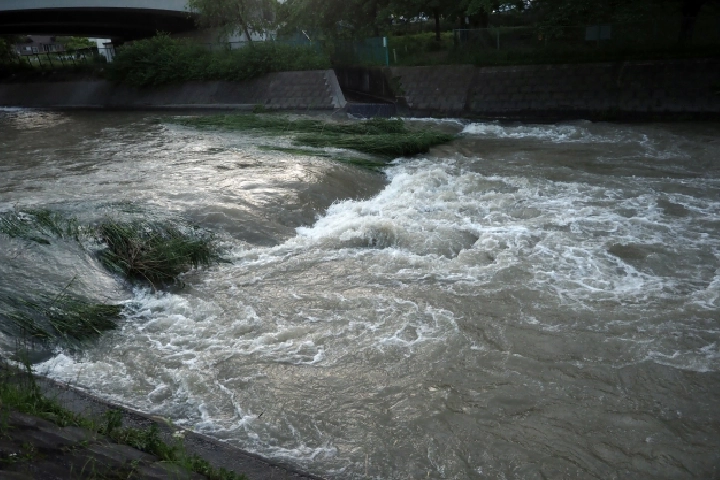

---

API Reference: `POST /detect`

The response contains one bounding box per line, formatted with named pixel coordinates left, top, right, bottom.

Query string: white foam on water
left=27, top=118, right=720, bottom=478
left=462, top=122, right=609, bottom=142
left=400, top=117, right=466, bottom=127
left=643, top=342, right=720, bottom=373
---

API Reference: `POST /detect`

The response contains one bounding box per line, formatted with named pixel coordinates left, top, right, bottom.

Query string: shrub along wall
left=108, top=34, right=331, bottom=88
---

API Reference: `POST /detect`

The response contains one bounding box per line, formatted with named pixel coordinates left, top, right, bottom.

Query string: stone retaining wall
left=0, top=70, right=346, bottom=111
left=2, top=60, right=718, bottom=118
left=389, top=58, right=720, bottom=118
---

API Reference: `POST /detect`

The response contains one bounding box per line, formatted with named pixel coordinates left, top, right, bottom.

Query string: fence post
left=383, top=36, right=389, bottom=66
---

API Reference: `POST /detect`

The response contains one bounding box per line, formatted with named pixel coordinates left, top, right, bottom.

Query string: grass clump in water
left=97, top=221, right=215, bottom=287
left=173, top=115, right=407, bottom=136
left=2, top=293, right=122, bottom=343
left=294, top=131, right=457, bottom=157
left=170, top=115, right=455, bottom=159
left=0, top=209, right=80, bottom=244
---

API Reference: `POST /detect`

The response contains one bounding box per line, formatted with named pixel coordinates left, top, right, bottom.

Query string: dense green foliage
left=56, top=36, right=95, bottom=50
left=108, top=34, right=330, bottom=87
left=188, top=0, right=275, bottom=43
left=278, top=0, right=719, bottom=48
left=171, top=115, right=456, bottom=158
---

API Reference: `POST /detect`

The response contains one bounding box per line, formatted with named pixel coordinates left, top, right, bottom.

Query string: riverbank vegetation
left=170, top=115, right=456, bottom=158
left=0, top=362, right=247, bottom=479
left=108, top=34, right=330, bottom=88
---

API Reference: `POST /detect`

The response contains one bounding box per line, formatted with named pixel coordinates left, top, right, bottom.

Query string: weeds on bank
left=0, top=362, right=247, bottom=479
left=0, top=361, right=84, bottom=429
left=171, top=115, right=456, bottom=159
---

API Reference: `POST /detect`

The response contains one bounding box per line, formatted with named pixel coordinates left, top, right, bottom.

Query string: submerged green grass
left=173, top=115, right=408, bottom=136
left=4, top=296, right=122, bottom=343
left=294, top=131, right=457, bottom=157
left=97, top=221, right=215, bottom=287
left=256, top=145, right=389, bottom=170
left=1, top=211, right=218, bottom=345
left=0, top=210, right=218, bottom=288
left=170, top=115, right=456, bottom=159
left=0, top=209, right=79, bottom=244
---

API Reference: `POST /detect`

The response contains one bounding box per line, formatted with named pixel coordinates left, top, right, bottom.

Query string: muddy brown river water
left=1, top=109, right=719, bottom=479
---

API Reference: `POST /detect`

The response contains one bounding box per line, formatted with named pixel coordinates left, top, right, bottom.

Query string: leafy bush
left=108, top=34, right=330, bottom=87
left=388, top=33, right=454, bottom=57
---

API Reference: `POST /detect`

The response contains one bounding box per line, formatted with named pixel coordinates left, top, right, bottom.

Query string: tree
left=677, top=0, right=720, bottom=44
left=279, top=0, right=393, bottom=39
left=56, top=36, right=94, bottom=51
left=531, top=0, right=720, bottom=44
left=0, top=35, right=22, bottom=62
left=384, top=0, right=449, bottom=41
left=187, top=0, right=277, bottom=44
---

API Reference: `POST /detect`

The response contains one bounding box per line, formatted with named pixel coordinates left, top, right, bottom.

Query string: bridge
left=0, top=0, right=197, bottom=40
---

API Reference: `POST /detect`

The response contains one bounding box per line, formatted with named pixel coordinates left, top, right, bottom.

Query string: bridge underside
left=0, top=8, right=197, bottom=40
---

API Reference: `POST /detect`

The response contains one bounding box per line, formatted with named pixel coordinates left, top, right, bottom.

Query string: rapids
left=1, top=109, right=719, bottom=479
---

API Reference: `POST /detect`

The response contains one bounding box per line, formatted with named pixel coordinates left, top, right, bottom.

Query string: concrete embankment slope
left=0, top=70, right=346, bottom=111
left=387, top=58, right=720, bottom=118
left=5, top=375, right=326, bottom=480
left=2, top=59, right=717, bottom=118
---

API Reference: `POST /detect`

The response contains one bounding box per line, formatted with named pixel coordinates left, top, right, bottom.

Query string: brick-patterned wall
left=0, top=70, right=346, bottom=110
left=389, top=59, right=720, bottom=117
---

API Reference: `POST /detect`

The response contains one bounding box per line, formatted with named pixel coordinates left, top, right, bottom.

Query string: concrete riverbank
left=2, top=375, right=326, bottom=480
left=0, top=70, right=346, bottom=112
left=1, top=58, right=718, bottom=119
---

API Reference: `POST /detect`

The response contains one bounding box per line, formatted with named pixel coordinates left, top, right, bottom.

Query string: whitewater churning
left=1, top=109, right=719, bottom=479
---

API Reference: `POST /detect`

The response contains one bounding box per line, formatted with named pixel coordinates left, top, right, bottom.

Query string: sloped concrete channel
left=2, top=377, right=326, bottom=480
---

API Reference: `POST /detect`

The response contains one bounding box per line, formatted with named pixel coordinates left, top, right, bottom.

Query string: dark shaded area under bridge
left=0, top=2, right=196, bottom=40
